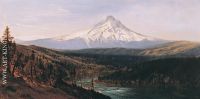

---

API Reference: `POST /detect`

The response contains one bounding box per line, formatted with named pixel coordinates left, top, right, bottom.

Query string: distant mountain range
left=64, top=41, right=200, bottom=57
left=19, top=16, right=167, bottom=49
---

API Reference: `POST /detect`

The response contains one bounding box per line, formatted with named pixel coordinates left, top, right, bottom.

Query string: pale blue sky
left=0, top=0, right=200, bottom=41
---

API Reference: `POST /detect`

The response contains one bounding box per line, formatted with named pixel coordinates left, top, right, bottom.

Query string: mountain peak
left=106, top=16, right=116, bottom=21
left=85, top=16, right=158, bottom=43
left=95, top=16, right=124, bottom=30
left=24, top=16, right=166, bottom=49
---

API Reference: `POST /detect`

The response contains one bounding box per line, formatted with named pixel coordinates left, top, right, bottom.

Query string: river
left=77, top=80, right=200, bottom=99
left=94, top=83, right=136, bottom=99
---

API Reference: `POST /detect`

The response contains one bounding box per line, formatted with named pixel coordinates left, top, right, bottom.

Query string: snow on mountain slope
left=86, top=16, right=154, bottom=42
left=21, top=16, right=167, bottom=49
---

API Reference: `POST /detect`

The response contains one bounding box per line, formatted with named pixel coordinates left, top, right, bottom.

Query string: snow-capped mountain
left=22, top=16, right=167, bottom=49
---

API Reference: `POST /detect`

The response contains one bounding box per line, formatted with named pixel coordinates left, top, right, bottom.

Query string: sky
left=0, top=0, right=200, bottom=41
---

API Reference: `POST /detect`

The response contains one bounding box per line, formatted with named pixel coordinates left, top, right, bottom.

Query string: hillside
left=63, top=41, right=200, bottom=57
left=0, top=44, right=111, bottom=99
left=100, top=57, right=200, bottom=88
left=0, top=78, right=75, bottom=99
left=1, top=41, right=200, bottom=99
left=13, top=45, right=108, bottom=84
left=141, top=41, right=200, bottom=57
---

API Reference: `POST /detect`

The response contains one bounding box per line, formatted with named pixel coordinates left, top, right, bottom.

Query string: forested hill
left=100, top=58, right=200, bottom=88
left=0, top=44, right=111, bottom=99
left=7, top=44, right=107, bottom=85
left=63, top=41, right=200, bottom=57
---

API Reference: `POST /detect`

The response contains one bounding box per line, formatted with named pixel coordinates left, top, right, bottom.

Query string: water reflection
left=77, top=80, right=200, bottom=99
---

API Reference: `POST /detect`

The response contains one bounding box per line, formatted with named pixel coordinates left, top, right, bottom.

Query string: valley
left=1, top=16, right=200, bottom=99
left=1, top=40, right=200, bottom=99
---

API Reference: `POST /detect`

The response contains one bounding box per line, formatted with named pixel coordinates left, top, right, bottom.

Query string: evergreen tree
left=1, top=26, right=15, bottom=74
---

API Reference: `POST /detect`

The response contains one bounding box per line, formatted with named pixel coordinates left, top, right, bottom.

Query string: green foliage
left=101, top=58, right=200, bottom=87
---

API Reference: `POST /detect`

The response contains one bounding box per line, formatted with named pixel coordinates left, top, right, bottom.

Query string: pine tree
left=2, top=26, right=15, bottom=74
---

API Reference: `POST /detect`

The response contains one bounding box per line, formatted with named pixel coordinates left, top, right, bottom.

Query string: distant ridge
left=63, top=41, right=200, bottom=57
